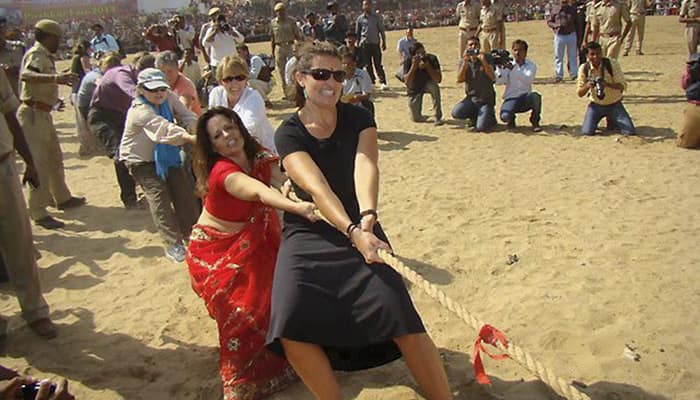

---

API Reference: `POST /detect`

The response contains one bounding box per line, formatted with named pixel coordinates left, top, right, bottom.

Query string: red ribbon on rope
left=473, top=324, right=510, bottom=385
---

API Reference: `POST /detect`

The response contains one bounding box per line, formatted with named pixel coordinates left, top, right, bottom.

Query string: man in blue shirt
left=356, top=0, right=388, bottom=90
left=395, top=27, right=417, bottom=82
left=89, top=23, right=120, bottom=57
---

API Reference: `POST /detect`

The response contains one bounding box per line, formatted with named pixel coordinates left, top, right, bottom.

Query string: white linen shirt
left=202, top=27, right=245, bottom=67
left=495, top=59, right=537, bottom=100
left=342, top=68, right=374, bottom=96
left=208, top=85, right=277, bottom=154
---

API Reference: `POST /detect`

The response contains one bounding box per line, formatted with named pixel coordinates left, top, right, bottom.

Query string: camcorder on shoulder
left=486, top=49, right=512, bottom=67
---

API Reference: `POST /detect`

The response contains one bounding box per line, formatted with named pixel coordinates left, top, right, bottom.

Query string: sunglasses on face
left=144, top=87, right=168, bottom=93
left=222, top=75, right=247, bottom=83
left=303, top=68, right=346, bottom=82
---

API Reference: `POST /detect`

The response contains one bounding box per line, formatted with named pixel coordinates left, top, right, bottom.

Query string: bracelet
left=345, top=222, right=359, bottom=238
left=359, top=209, right=377, bottom=219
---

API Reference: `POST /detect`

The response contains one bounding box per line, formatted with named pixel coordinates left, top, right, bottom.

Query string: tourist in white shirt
left=236, top=43, right=273, bottom=107
left=208, top=56, right=277, bottom=153
left=494, top=39, right=542, bottom=131
left=202, top=14, right=245, bottom=68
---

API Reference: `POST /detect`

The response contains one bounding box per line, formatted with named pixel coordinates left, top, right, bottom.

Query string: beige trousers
left=248, top=79, right=272, bottom=101
left=479, top=31, right=499, bottom=53
left=624, top=15, right=645, bottom=54
left=0, top=157, right=49, bottom=322
left=687, top=25, right=700, bottom=55
left=458, top=28, right=477, bottom=58
left=17, top=105, right=72, bottom=220
left=274, top=45, right=293, bottom=94
left=600, top=35, right=622, bottom=59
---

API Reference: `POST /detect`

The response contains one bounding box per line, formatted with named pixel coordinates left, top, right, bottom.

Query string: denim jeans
left=360, top=42, right=387, bottom=84
left=451, top=96, right=496, bottom=132
left=409, top=80, right=442, bottom=122
left=554, top=32, right=579, bottom=79
left=581, top=101, right=636, bottom=135
left=500, top=92, right=542, bottom=126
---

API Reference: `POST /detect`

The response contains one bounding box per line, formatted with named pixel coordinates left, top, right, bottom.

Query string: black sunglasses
left=222, top=75, right=247, bottom=83
left=303, top=68, right=346, bottom=83
left=143, top=87, right=168, bottom=93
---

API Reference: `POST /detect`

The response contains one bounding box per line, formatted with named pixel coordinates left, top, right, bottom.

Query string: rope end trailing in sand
left=287, top=191, right=592, bottom=400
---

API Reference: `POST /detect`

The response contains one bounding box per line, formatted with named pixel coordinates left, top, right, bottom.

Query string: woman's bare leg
left=394, top=333, right=452, bottom=400
left=280, top=338, right=341, bottom=400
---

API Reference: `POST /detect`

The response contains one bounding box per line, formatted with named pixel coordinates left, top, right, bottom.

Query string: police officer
left=18, top=19, right=84, bottom=229
left=476, top=0, right=501, bottom=53
left=493, top=0, right=507, bottom=50
left=456, top=0, right=481, bottom=59
left=623, top=0, right=652, bottom=56
left=271, top=2, right=301, bottom=96
left=0, top=16, right=25, bottom=96
left=680, top=0, right=700, bottom=55
left=591, top=0, right=632, bottom=59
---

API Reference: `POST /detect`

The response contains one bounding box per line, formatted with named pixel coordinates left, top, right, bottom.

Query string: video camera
left=591, top=76, right=605, bottom=99
left=487, top=49, right=512, bottom=67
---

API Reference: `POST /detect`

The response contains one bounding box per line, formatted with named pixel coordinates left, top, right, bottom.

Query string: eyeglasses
left=302, top=68, right=346, bottom=83
left=143, top=87, right=168, bottom=93
left=222, top=75, right=247, bottom=83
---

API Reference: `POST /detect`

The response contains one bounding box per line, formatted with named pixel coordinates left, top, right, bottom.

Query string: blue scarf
left=140, top=96, right=181, bottom=180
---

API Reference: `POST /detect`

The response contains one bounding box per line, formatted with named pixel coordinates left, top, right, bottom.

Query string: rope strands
left=291, top=192, right=592, bottom=400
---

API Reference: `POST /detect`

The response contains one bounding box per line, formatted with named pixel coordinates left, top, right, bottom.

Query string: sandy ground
left=1, top=16, right=698, bottom=400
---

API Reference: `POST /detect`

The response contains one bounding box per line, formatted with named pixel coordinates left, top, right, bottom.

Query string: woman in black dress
left=266, top=42, right=452, bottom=400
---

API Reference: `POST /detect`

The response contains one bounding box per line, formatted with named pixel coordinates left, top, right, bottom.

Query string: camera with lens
left=487, top=49, right=512, bottom=67
left=466, top=48, right=480, bottom=56
left=591, top=76, right=605, bottom=99
left=217, top=14, right=231, bottom=32
left=21, top=383, right=56, bottom=400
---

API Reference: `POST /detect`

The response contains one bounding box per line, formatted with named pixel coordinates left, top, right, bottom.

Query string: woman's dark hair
left=293, top=41, right=341, bottom=108
left=192, top=107, right=261, bottom=198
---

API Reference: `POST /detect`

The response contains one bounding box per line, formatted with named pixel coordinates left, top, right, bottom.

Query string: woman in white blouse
left=208, top=56, right=277, bottom=154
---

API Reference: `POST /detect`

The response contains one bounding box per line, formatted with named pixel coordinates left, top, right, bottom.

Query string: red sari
left=186, top=152, right=296, bottom=400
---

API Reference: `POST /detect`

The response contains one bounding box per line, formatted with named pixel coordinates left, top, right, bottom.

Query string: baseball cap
left=274, top=2, right=286, bottom=11
left=137, top=68, right=170, bottom=90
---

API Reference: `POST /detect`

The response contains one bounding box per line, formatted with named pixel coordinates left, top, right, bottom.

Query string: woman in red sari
left=187, top=106, right=318, bottom=400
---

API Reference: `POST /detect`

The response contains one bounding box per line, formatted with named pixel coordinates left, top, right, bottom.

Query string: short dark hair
left=409, top=41, right=425, bottom=56
left=467, top=36, right=480, bottom=44
left=512, top=39, right=528, bottom=50
left=585, top=41, right=602, bottom=52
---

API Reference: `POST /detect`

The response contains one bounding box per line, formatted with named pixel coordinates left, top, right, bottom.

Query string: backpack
left=256, top=53, right=275, bottom=82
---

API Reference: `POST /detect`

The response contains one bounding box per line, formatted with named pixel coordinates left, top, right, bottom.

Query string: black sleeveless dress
left=265, top=102, right=425, bottom=371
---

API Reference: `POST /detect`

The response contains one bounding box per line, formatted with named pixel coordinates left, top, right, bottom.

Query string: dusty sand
left=1, top=16, right=698, bottom=400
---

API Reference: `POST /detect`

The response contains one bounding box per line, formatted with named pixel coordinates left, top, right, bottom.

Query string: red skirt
left=186, top=204, right=296, bottom=400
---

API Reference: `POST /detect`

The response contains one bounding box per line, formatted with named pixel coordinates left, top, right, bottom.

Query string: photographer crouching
left=495, top=39, right=542, bottom=132
left=451, top=36, right=496, bottom=132
left=678, top=53, right=700, bottom=148
left=404, top=41, right=444, bottom=125
left=576, top=41, right=635, bottom=136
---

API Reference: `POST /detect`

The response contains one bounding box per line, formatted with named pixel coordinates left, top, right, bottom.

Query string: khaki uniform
left=271, top=16, right=300, bottom=92
left=479, top=4, right=501, bottom=53
left=592, top=1, right=631, bottom=59
left=18, top=41, right=72, bottom=220
left=0, top=40, right=25, bottom=97
left=624, top=0, right=648, bottom=54
left=0, top=69, right=50, bottom=323
left=492, top=0, right=506, bottom=50
left=679, top=103, right=700, bottom=148
left=680, top=0, right=700, bottom=55
left=456, top=0, right=481, bottom=58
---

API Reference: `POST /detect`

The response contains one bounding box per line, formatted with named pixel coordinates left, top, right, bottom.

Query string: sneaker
left=35, top=216, right=65, bottom=229
left=165, top=243, right=186, bottom=263
left=380, top=83, right=389, bottom=91
left=434, top=118, right=445, bottom=126
left=56, top=196, right=86, bottom=210
left=413, top=116, right=428, bottom=123
left=622, top=51, right=629, bottom=57
left=532, top=125, right=543, bottom=132
left=28, top=318, right=58, bottom=339
left=636, top=50, right=644, bottom=55
left=554, top=76, right=563, bottom=83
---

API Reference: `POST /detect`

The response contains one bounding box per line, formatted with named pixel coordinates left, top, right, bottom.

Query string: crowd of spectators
left=5, top=0, right=683, bottom=59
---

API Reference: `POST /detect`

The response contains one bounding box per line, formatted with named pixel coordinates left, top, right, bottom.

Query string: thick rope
left=294, top=197, right=591, bottom=400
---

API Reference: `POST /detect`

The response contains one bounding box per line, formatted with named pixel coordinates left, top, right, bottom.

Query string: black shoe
left=56, top=196, right=86, bottom=210
left=35, top=216, right=65, bottom=229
